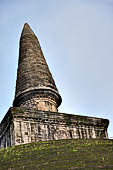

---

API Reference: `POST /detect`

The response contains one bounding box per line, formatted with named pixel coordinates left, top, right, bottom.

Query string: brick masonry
left=13, top=23, right=62, bottom=112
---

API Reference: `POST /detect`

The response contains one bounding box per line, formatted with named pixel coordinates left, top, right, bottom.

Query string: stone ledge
left=11, top=107, right=109, bottom=127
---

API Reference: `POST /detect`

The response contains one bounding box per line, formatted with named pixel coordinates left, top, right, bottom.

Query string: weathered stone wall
left=0, top=110, right=14, bottom=148
left=0, top=107, right=109, bottom=148
left=13, top=110, right=108, bottom=146
left=0, top=124, right=14, bottom=148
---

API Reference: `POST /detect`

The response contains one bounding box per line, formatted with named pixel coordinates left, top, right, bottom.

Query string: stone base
left=0, top=107, right=109, bottom=148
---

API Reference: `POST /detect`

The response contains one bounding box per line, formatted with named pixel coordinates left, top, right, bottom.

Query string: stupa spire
left=21, top=23, right=35, bottom=36
left=13, top=23, right=62, bottom=112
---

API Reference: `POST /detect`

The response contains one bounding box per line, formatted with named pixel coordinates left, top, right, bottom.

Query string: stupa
left=0, top=24, right=109, bottom=148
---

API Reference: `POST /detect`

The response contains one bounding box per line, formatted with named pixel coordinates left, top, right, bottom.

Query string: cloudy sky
left=0, top=0, right=113, bottom=137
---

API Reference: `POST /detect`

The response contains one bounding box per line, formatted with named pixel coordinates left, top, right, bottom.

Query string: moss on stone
left=0, top=139, right=113, bottom=169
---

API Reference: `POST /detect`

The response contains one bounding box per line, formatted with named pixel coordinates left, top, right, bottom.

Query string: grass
left=0, top=139, right=113, bottom=170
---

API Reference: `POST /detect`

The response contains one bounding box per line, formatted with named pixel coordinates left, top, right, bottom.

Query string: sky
left=0, top=0, right=113, bottom=137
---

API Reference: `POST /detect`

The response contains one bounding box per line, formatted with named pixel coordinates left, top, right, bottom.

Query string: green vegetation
left=0, top=139, right=113, bottom=170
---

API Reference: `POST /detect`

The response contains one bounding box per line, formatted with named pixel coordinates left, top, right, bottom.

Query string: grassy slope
left=0, top=139, right=113, bottom=170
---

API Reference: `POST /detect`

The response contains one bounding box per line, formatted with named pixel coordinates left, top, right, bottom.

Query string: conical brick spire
left=13, top=23, right=62, bottom=112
